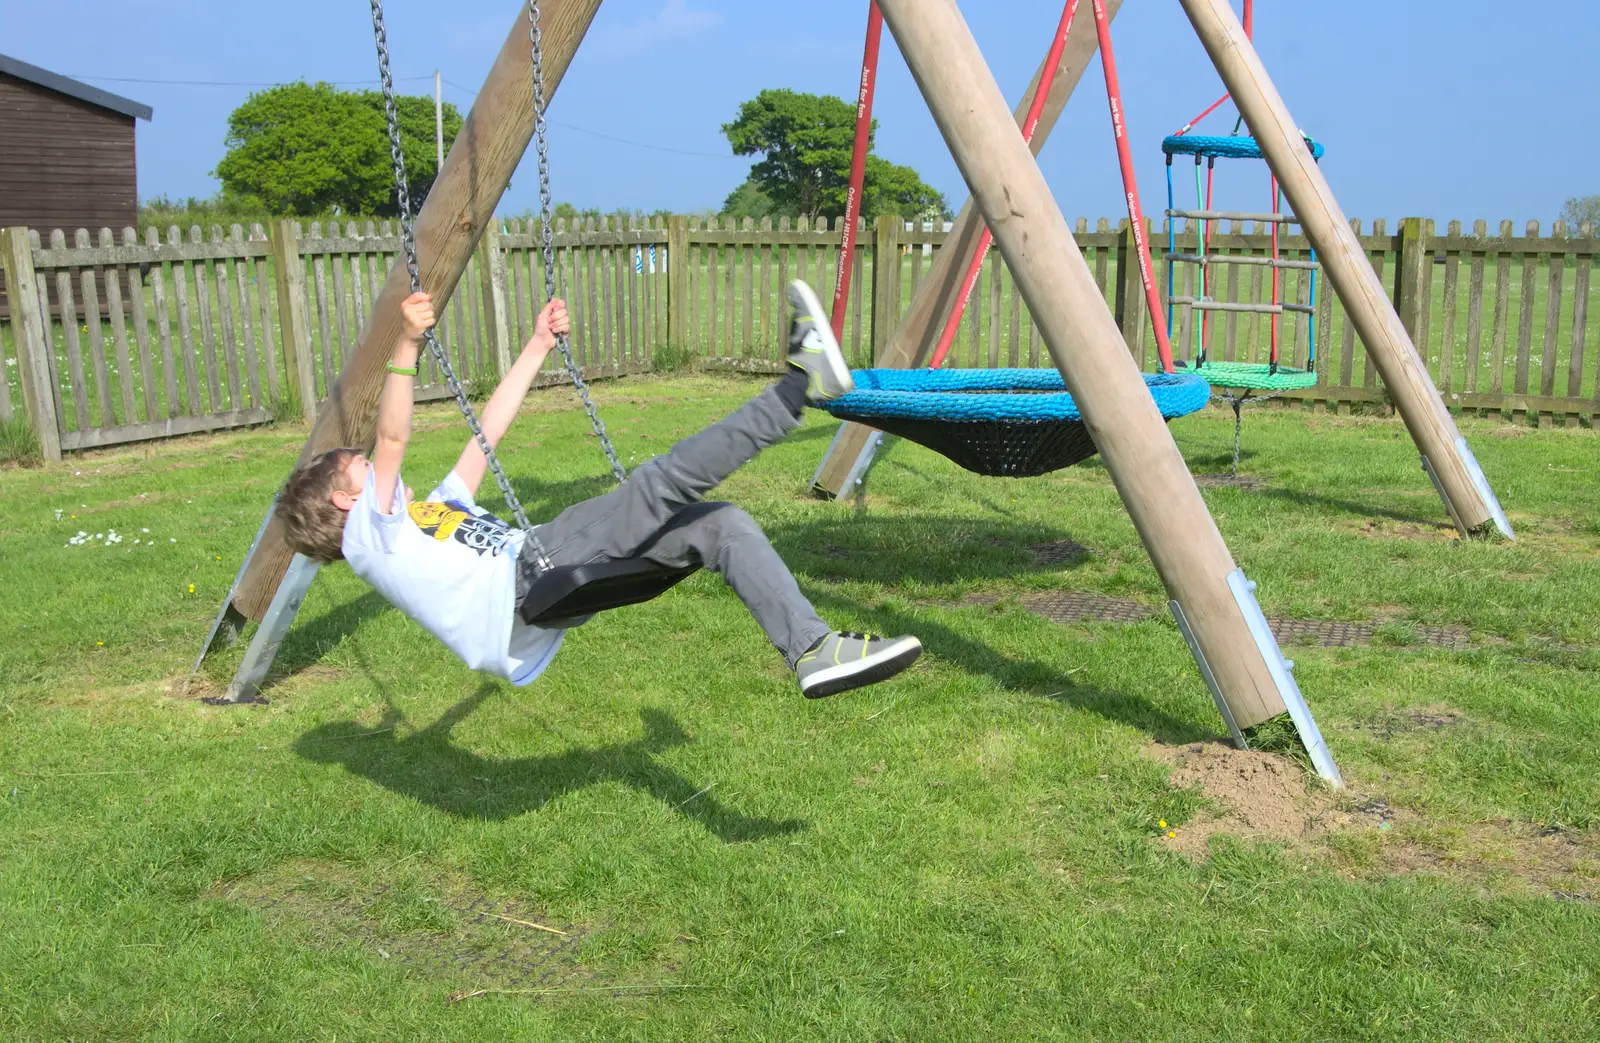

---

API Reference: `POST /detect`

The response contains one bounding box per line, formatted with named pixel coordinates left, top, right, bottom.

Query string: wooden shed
left=0, top=53, right=153, bottom=312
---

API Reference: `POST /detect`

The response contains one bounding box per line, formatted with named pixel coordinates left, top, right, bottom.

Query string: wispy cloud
left=593, top=0, right=721, bottom=55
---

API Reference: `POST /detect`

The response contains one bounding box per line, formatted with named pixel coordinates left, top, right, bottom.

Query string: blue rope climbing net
left=1163, top=131, right=1328, bottom=378
left=1161, top=134, right=1324, bottom=161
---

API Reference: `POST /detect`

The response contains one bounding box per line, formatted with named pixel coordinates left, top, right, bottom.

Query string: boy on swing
left=278, top=281, right=921, bottom=698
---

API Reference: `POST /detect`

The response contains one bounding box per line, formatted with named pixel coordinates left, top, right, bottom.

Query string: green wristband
left=387, top=362, right=418, bottom=377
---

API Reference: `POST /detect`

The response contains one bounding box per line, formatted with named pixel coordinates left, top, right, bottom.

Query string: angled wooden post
left=226, top=0, right=606, bottom=623
left=1, top=227, right=62, bottom=461
left=1178, top=0, right=1512, bottom=541
left=811, top=0, right=1123, bottom=499
left=876, top=0, right=1340, bottom=784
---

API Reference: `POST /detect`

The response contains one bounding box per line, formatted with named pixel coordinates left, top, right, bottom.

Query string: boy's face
left=329, top=452, right=412, bottom=513
left=330, top=452, right=370, bottom=513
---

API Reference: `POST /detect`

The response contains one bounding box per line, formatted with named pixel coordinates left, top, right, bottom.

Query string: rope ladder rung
left=1165, top=252, right=1317, bottom=271
left=1165, top=208, right=1298, bottom=225
left=1169, top=297, right=1315, bottom=315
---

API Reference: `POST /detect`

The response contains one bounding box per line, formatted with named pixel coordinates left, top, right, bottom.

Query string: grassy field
left=1, top=373, right=1598, bottom=1041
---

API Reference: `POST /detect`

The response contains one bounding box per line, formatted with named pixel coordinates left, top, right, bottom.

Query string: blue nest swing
left=1160, top=133, right=1325, bottom=161
left=820, top=368, right=1211, bottom=477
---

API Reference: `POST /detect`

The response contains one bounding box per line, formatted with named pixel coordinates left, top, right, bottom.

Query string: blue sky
left=8, top=0, right=1599, bottom=227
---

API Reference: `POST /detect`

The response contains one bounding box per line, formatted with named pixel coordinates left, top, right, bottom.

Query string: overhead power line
left=64, top=74, right=434, bottom=87
left=439, top=77, right=740, bottom=161
left=61, top=72, right=744, bottom=163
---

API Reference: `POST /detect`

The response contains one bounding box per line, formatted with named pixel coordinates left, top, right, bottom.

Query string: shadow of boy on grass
left=294, top=687, right=803, bottom=843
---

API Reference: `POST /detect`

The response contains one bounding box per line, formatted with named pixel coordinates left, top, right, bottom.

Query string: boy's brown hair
left=279, top=448, right=358, bottom=562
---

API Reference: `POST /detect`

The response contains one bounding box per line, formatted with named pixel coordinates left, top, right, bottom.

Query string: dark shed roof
left=0, top=53, right=153, bottom=121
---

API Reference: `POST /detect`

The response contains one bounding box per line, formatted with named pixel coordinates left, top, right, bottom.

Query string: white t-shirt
left=341, top=468, right=564, bottom=686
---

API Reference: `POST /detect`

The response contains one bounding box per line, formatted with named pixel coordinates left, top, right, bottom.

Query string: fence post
left=1116, top=217, right=1150, bottom=365
left=871, top=215, right=901, bottom=357
left=1396, top=216, right=1428, bottom=347
left=667, top=215, right=688, bottom=347
left=1, top=227, right=62, bottom=461
left=478, top=220, right=513, bottom=378
left=270, top=218, right=316, bottom=421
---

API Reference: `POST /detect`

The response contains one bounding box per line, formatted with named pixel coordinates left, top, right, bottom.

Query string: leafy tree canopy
left=1559, top=195, right=1600, bottom=233
left=214, top=82, right=462, bottom=217
left=720, top=88, right=947, bottom=222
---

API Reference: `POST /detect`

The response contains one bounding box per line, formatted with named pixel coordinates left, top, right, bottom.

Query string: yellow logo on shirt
left=407, top=498, right=515, bottom=556
left=408, top=500, right=467, bottom=542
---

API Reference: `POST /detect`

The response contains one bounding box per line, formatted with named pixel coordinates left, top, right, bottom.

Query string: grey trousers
left=515, top=381, right=831, bottom=666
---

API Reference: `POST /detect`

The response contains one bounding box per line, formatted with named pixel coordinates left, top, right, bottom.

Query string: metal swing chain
left=368, top=0, right=537, bottom=537
left=527, top=0, right=627, bottom=483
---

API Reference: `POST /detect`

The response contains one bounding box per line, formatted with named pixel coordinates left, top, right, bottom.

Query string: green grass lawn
left=1, top=373, right=1597, bottom=1041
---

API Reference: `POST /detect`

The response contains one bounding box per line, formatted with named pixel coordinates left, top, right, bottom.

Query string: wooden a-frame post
left=1177, top=0, right=1512, bottom=541
left=194, top=0, right=604, bottom=696
left=811, top=0, right=1123, bottom=500
left=876, top=0, right=1339, bottom=783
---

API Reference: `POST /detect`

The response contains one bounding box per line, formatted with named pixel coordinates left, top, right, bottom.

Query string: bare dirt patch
left=1194, top=474, right=1266, bottom=492
left=1146, top=741, right=1330, bottom=858
left=1343, top=703, right=1468, bottom=740
left=219, top=860, right=592, bottom=991
left=1145, top=739, right=1598, bottom=900
left=1353, top=517, right=1461, bottom=543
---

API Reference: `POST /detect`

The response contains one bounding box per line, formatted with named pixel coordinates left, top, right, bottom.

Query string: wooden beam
left=1177, top=0, right=1511, bottom=540
left=231, top=0, right=605, bottom=621
left=811, top=0, right=1122, bottom=499
left=877, top=0, right=1292, bottom=732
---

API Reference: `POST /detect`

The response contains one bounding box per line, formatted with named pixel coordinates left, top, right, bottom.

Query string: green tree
left=720, top=88, right=946, bottom=222
left=863, top=155, right=948, bottom=223
left=1559, top=195, right=1600, bottom=232
left=213, top=82, right=462, bottom=217
left=720, top=177, right=778, bottom=220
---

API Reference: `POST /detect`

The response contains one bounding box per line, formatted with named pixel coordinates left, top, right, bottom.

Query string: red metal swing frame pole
left=1089, top=0, right=1175, bottom=374
left=1171, top=0, right=1254, bottom=362
left=1172, top=0, right=1252, bottom=137
left=926, top=0, right=1080, bottom=369
left=928, top=0, right=1175, bottom=375
left=829, top=0, right=884, bottom=339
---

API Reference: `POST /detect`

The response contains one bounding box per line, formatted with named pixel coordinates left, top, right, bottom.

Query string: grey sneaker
left=796, top=631, right=922, bottom=699
left=785, top=280, right=854, bottom=402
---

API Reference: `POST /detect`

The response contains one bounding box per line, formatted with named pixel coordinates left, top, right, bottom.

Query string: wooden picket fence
left=2, top=212, right=1596, bottom=460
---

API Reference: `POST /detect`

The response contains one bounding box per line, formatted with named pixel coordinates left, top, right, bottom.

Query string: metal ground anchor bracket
left=1454, top=436, right=1514, bottom=540
left=188, top=499, right=279, bottom=691
left=204, top=554, right=321, bottom=706
left=1225, top=568, right=1342, bottom=787
left=1421, top=439, right=1515, bottom=542
left=811, top=427, right=885, bottom=499
left=1169, top=599, right=1246, bottom=749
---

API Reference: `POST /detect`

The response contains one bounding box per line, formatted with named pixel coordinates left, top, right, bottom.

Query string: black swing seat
left=518, top=557, right=701, bottom=627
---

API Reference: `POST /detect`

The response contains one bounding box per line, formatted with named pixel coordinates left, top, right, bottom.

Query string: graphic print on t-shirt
left=408, top=500, right=515, bottom=556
